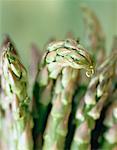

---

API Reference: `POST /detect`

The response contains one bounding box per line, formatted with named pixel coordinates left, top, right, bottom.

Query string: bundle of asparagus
left=0, top=5, right=117, bottom=150
left=0, top=37, right=116, bottom=150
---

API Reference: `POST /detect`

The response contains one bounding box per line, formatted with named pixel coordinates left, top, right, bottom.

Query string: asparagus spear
left=99, top=89, right=117, bottom=150
left=1, top=42, right=33, bottom=150
left=0, top=35, right=18, bottom=110
left=0, top=35, right=16, bottom=150
left=98, top=39, right=117, bottom=149
left=81, top=5, right=106, bottom=64
left=71, top=52, right=117, bottom=150
left=37, top=39, right=94, bottom=150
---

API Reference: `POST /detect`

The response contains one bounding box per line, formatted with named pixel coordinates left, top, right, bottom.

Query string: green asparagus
left=99, top=89, right=117, bottom=150
left=98, top=39, right=117, bottom=149
left=0, top=35, right=16, bottom=150
left=35, top=38, right=95, bottom=150
left=71, top=52, right=117, bottom=150
left=1, top=42, right=33, bottom=150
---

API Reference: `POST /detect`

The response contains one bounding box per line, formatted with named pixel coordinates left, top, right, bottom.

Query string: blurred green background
left=0, top=0, right=117, bottom=69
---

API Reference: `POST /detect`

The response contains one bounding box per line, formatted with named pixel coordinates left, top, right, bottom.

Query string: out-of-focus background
left=0, top=0, right=117, bottom=68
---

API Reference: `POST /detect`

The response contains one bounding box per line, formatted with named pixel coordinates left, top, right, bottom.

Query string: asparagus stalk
left=71, top=52, right=117, bottom=150
left=0, top=35, right=18, bottom=110
left=1, top=42, right=33, bottom=150
left=0, top=35, right=16, bottom=150
left=90, top=84, right=117, bottom=150
left=81, top=5, right=106, bottom=64
left=39, top=39, right=94, bottom=150
left=98, top=39, right=117, bottom=149
left=0, top=72, right=13, bottom=150
left=99, top=89, right=117, bottom=150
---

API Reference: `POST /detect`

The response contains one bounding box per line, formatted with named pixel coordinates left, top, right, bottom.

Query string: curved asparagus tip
left=1, top=42, right=33, bottom=150
left=45, top=38, right=95, bottom=77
